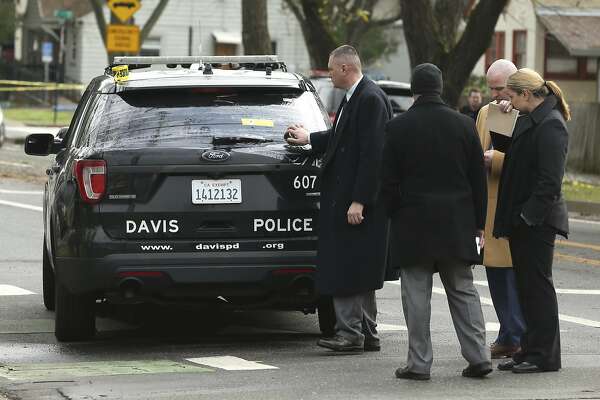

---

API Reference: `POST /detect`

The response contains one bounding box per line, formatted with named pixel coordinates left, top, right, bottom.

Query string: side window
left=65, top=88, right=94, bottom=149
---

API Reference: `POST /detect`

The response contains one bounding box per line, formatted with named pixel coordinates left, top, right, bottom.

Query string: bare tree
left=400, top=0, right=509, bottom=106
left=242, top=0, right=273, bottom=55
left=283, top=0, right=402, bottom=69
left=89, top=0, right=170, bottom=63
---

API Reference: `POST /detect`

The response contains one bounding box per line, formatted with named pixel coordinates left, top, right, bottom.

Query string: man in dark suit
left=382, top=63, right=492, bottom=379
left=285, top=45, right=392, bottom=353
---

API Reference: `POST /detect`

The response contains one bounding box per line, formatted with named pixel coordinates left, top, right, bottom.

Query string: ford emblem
left=202, top=150, right=230, bottom=162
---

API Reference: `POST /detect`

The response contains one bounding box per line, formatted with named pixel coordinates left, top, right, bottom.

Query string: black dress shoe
left=364, top=340, right=381, bottom=352
left=395, top=367, right=431, bottom=381
left=497, top=360, right=519, bottom=371
left=317, top=335, right=363, bottom=353
left=512, top=361, right=544, bottom=374
left=462, top=362, right=493, bottom=378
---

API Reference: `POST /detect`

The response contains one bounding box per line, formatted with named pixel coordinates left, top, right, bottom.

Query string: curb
left=567, top=200, right=600, bottom=216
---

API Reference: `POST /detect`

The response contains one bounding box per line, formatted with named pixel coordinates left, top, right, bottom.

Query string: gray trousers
left=400, top=262, right=490, bottom=374
left=333, top=291, right=379, bottom=345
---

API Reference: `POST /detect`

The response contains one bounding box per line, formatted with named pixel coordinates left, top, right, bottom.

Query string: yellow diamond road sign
left=107, top=0, right=141, bottom=23
left=106, top=24, right=140, bottom=53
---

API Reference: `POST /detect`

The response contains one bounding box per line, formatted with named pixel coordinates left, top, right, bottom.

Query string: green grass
left=563, top=179, right=600, bottom=203
left=3, top=107, right=74, bottom=126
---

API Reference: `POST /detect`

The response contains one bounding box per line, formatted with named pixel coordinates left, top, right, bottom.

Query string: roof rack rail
left=113, top=55, right=279, bottom=65
left=109, top=55, right=287, bottom=73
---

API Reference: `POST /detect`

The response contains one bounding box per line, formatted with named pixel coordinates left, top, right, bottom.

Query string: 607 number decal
left=293, top=175, right=317, bottom=190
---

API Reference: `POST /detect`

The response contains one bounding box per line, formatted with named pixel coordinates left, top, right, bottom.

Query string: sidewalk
left=3, top=119, right=61, bottom=143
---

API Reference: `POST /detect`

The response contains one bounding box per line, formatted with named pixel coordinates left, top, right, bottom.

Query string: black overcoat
left=310, top=77, right=393, bottom=296
left=493, top=95, right=569, bottom=239
left=381, top=95, right=487, bottom=268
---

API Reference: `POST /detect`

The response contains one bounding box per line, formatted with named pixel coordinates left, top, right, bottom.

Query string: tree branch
left=89, top=0, right=107, bottom=45
left=140, top=0, right=170, bottom=43
left=283, top=0, right=306, bottom=24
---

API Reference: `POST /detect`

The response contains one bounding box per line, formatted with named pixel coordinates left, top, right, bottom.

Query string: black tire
left=42, top=240, right=55, bottom=311
left=55, top=281, right=96, bottom=341
left=317, top=296, right=336, bottom=337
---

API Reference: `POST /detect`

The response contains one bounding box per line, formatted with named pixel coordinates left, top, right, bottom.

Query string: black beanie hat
left=410, top=63, right=443, bottom=96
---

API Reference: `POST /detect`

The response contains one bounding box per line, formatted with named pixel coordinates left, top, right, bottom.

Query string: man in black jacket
left=285, top=45, right=392, bottom=353
left=382, top=63, right=491, bottom=379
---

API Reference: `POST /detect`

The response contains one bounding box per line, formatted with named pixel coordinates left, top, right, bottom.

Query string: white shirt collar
left=346, top=75, right=363, bottom=102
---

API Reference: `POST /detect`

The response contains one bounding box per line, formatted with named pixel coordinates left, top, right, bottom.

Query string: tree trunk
left=242, top=0, right=273, bottom=54
left=400, top=0, right=509, bottom=107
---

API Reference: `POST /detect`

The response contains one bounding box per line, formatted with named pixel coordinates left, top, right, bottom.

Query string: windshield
left=79, top=87, right=329, bottom=149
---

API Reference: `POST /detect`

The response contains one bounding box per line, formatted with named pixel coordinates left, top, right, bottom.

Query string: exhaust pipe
left=289, top=276, right=315, bottom=297
left=119, top=278, right=143, bottom=299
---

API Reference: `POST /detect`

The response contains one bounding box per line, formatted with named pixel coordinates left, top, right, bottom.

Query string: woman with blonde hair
left=493, top=68, right=569, bottom=374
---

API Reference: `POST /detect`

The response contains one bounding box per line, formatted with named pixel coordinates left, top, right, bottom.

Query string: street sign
left=106, top=24, right=140, bottom=53
left=41, top=41, right=53, bottom=63
left=107, top=0, right=141, bottom=23
left=54, top=9, right=74, bottom=20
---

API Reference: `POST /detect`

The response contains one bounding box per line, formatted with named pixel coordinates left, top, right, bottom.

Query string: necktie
left=334, top=96, right=347, bottom=132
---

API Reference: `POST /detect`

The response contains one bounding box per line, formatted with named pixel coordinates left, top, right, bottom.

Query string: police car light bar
left=112, top=55, right=280, bottom=66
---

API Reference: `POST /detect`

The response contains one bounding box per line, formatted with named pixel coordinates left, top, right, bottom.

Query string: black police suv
left=25, top=56, right=335, bottom=341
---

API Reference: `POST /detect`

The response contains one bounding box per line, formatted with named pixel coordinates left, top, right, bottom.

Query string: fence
left=567, top=102, right=600, bottom=175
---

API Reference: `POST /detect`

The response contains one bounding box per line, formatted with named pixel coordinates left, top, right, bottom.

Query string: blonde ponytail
left=545, top=80, right=571, bottom=121
left=507, top=68, right=571, bottom=121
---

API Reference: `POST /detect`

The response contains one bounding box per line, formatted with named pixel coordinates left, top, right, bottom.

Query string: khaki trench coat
left=476, top=104, right=513, bottom=267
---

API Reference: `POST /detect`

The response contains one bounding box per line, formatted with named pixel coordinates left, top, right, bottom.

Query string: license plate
left=192, top=179, right=242, bottom=204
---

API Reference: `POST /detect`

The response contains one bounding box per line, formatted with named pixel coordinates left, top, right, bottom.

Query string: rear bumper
left=55, top=250, right=318, bottom=308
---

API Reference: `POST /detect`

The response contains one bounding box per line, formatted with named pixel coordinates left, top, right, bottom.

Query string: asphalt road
left=1, top=176, right=600, bottom=400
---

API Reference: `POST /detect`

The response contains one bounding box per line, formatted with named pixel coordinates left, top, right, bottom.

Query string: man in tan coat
left=476, top=59, right=525, bottom=359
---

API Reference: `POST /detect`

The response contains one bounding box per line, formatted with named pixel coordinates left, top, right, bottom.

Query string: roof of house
left=536, top=5, right=600, bottom=56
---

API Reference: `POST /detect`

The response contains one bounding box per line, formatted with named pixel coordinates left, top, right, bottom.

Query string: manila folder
left=487, top=102, right=519, bottom=137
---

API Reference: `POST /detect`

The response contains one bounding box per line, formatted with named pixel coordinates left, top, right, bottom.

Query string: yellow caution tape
left=0, top=80, right=55, bottom=86
left=241, top=118, right=274, bottom=127
left=0, top=84, right=85, bottom=92
left=112, top=65, right=129, bottom=83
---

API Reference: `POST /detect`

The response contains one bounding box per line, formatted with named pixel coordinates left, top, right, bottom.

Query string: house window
left=485, top=32, right=505, bottom=71
left=512, top=30, right=527, bottom=68
left=544, top=33, right=595, bottom=80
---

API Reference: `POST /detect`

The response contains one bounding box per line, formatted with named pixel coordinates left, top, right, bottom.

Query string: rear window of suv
left=78, top=87, right=329, bottom=149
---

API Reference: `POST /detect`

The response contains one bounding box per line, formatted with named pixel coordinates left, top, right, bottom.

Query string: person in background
left=461, top=88, right=483, bottom=120
left=382, top=63, right=491, bottom=380
left=494, top=68, right=570, bottom=374
left=476, top=59, right=526, bottom=360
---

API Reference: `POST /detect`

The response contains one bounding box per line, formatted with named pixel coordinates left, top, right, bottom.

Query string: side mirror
left=24, top=134, right=55, bottom=156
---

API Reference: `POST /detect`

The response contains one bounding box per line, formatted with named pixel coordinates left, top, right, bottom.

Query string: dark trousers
left=509, top=223, right=561, bottom=371
left=485, top=267, right=525, bottom=346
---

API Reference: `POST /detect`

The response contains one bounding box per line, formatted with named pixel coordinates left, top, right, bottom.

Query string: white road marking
left=377, top=323, right=407, bottom=331
left=186, top=356, right=278, bottom=371
left=0, top=199, right=42, bottom=212
left=387, top=281, right=600, bottom=328
left=0, top=189, right=43, bottom=195
left=474, top=280, right=600, bottom=295
left=558, top=314, right=600, bottom=328
left=0, top=161, right=32, bottom=168
left=569, top=218, right=600, bottom=226
left=0, top=285, right=35, bottom=296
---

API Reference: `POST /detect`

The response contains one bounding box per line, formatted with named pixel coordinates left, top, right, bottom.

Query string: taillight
left=74, top=160, right=106, bottom=204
